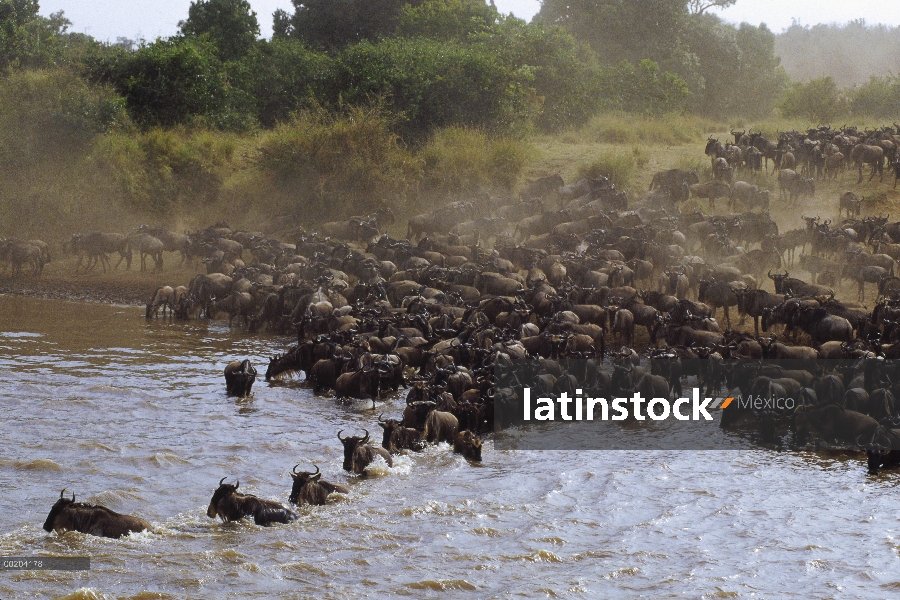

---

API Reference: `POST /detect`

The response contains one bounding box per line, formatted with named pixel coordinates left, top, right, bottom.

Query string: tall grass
left=420, top=127, right=533, bottom=197
left=575, top=111, right=722, bottom=145
left=577, top=151, right=635, bottom=189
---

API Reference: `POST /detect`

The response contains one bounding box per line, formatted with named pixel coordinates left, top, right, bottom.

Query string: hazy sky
left=38, top=0, right=900, bottom=43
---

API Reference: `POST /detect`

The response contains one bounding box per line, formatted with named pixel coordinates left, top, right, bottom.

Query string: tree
left=179, top=0, right=259, bottom=62
left=101, top=38, right=251, bottom=128
left=534, top=0, right=687, bottom=69
left=0, top=1, right=81, bottom=70
left=286, top=0, right=419, bottom=52
left=397, top=0, right=497, bottom=41
left=686, top=0, right=736, bottom=15
left=0, top=0, right=38, bottom=27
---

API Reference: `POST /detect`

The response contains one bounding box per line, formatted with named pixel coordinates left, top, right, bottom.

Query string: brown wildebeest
left=378, top=413, right=424, bottom=453
left=424, top=410, right=459, bottom=443
left=206, top=477, right=296, bottom=526
left=453, top=430, right=483, bottom=461
left=43, top=489, right=151, bottom=538
left=288, top=464, right=349, bottom=506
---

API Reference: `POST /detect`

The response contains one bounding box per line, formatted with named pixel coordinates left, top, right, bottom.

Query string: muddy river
left=1, top=295, right=899, bottom=598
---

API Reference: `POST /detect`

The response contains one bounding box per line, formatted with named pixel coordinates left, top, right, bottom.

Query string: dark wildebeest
left=338, top=430, right=393, bottom=474
left=288, top=464, right=350, bottom=506
left=224, top=359, right=257, bottom=397
left=649, top=169, right=699, bottom=190
left=453, top=430, right=483, bottom=461
left=206, top=477, right=296, bottom=526
left=43, top=489, right=151, bottom=538
left=378, top=413, right=425, bottom=453
left=850, top=144, right=884, bottom=183
left=839, top=191, right=862, bottom=219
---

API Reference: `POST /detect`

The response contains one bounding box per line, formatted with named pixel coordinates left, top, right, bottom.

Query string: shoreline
left=0, top=263, right=200, bottom=307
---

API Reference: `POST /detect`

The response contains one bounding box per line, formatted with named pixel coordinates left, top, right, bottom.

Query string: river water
left=1, top=295, right=899, bottom=598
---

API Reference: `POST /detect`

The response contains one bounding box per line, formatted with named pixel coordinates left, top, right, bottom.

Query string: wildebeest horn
left=219, top=476, right=227, bottom=486
left=292, top=463, right=300, bottom=474
left=312, top=464, right=321, bottom=481
left=337, top=430, right=345, bottom=441
left=378, top=412, right=386, bottom=423
left=234, top=480, right=239, bottom=490
left=362, top=429, right=370, bottom=443
left=60, top=488, right=66, bottom=500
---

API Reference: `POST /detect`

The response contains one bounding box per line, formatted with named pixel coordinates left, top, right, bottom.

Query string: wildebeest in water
left=43, top=489, right=152, bottom=538
left=207, top=477, right=296, bottom=526
left=224, top=359, right=257, bottom=397
left=288, top=464, right=350, bottom=506
left=338, top=429, right=393, bottom=474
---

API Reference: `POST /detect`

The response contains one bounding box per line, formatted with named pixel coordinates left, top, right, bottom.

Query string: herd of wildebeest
left=20, top=123, right=900, bottom=539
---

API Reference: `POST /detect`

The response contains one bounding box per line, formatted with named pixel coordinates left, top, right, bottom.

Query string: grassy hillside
left=2, top=85, right=898, bottom=247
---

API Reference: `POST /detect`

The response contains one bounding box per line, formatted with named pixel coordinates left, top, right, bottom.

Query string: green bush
left=778, top=76, right=848, bottom=122
left=337, top=37, right=530, bottom=142
left=0, top=68, right=128, bottom=164
left=90, top=37, right=254, bottom=130
left=230, top=39, right=336, bottom=127
left=849, top=75, right=900, bottom=119
left=92, top=128, right=236, bottom=214
left=599, top=59, right=691, bottom=115
left=256, top=106, right=421, bottom=221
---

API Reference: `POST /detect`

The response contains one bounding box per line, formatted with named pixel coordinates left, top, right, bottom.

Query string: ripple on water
left=16, top=458, right=62, bottom=471
left=404, top=579, right=478, bottom=591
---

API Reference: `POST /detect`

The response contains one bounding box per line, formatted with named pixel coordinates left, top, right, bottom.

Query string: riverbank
left=0, top=261, right=199, bottom=307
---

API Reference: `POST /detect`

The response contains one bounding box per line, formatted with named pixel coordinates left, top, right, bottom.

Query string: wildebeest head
left=768, top=269, right=789, bottom=294
left=207, top=477, right=239, bottom=519
left=288, top=464, right=322, bottom=504
left=377, top=413, right=401, bottom=450
left=338, top=429, right=369, bottom=472
left=43, top=489, right=75, bottom=532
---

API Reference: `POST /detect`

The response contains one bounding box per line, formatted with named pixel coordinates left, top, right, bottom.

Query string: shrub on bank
left=255, top=106, right=422, bottom=221
left=420, top=127, right=532, bottom=197
left=577, top=151, right=635, bottom=189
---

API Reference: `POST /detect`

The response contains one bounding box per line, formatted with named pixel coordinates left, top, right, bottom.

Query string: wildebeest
left=778, top=169, right=815, bottom=201
left=66, top=232, right=132, bottom=274
left=206, top=477, right=296, bottom=525
left=378, top=413, right=425, bottom=453
left=453, top=430, right=483, bottom=461
left=649, top=169, right=699, bottom=190
left=849, top=144, right=884, bottom=183
left=224, top=359, right=257, bottom=396
left=146, top=285, right=175, bottom=318
left=288, top=464, right=350, bottom=506
left=424, top=410, right=459, bottom=443
left=128, top=233, right=165, bottom=272
left=688, top=181, right=731, bottom=211
left=839, top=191, right=862, bottom=219
left=338, top=429, right=393, bottom=474
left=43, top=489, right=151, bottom=538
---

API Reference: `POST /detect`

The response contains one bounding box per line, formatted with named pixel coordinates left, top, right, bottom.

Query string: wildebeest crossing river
left=2, top=295, right=900, bottom=598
